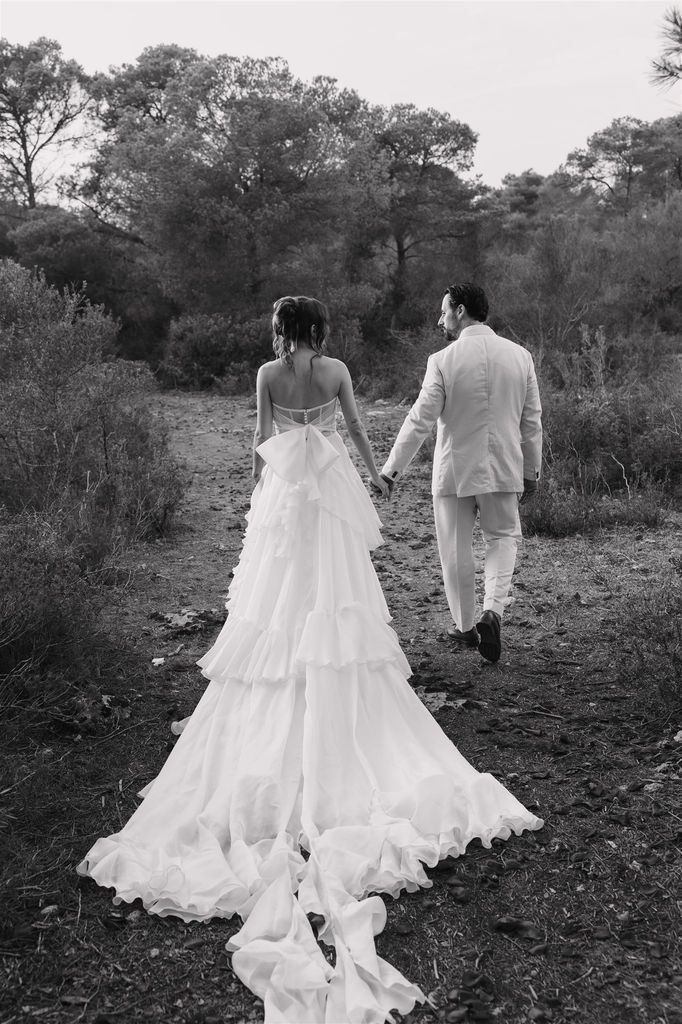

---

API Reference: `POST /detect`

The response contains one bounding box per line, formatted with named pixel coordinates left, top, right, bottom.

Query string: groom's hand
left=520, top=478, right=538, bottom=503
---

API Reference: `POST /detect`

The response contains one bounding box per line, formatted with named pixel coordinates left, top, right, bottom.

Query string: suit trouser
left=433, top=492, right=522, bottom=632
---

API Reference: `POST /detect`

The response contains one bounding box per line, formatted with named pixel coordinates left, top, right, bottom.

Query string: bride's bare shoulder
left=257, top=359, right=280, bottom=379
left=319, top=355, right=347, bottom=378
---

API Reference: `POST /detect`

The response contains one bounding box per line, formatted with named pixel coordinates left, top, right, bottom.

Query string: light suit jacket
left=382, top=324, right=542, bottom=497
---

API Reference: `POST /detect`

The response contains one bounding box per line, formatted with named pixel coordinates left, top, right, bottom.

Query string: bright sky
left=1, top=0, right=680, bottom=185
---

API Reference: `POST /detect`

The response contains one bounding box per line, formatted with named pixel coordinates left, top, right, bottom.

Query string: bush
left=0, top=509, right=101, bottom=687
left=540, top=362, right=682, bottom=500
left=356, top=323, right=443, bottom=400
left=486, top=217, right=610, bottom=360
left=0, top=260, right=184, bottom=715
left=620, top=554, right=682, bottom=712
left=509, top=322, right=681, bottom=535
left=0, top=508, right=141, bottom=727
left=0, top=260, right=183, bottom=553
left=522, top=473, right=665, bottom=537
left=322, top=283, right=381, bottom=379
left=8, top=206, right=178, bottom=365
left=158, top=312, right=271, bottom=389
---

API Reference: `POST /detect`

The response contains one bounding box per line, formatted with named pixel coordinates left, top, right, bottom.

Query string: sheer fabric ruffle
left=78, top=421, right=543, bottom=1024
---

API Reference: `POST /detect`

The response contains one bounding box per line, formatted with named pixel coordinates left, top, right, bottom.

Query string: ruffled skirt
left=77, top=426, right=543, bottom=1023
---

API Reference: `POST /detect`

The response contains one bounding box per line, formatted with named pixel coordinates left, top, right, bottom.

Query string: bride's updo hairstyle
left=272, top=295, right=329, bottom=368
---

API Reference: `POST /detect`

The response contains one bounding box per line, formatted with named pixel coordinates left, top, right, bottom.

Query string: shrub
left=8, top=206, right=178, bottom=365
left=0, top=508, right=141, bottom=728
left=0, top=509, right=101, bottom=688
left=619, top=555, right=682, bottom=713
left=357, top=323, right=443, bottom=401
left=0, top=261, right=183, bottom=552
left=540, top=364, right=682, bottom=500
left=486, top=217, right=610, bottom=360
left=322, top=283, right=381, bottom=380
left=0, top=260, right=184, bottom=715
left=513, top=323, right=681, bottom=535
left=158, top=312, right=271, bottom=389
left=522, top=473, right=665, bottom=537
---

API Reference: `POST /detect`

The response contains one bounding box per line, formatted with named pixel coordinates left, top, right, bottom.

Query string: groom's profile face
left=438, top=294, right=462, bottom=341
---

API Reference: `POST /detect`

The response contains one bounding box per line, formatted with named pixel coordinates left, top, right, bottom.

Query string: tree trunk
left=20, top=131, right=36, bottom=209
left=390, top=234, right=408, bottom=330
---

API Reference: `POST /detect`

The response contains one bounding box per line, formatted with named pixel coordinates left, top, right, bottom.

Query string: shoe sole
left=476, top=620, right=501, bottom=663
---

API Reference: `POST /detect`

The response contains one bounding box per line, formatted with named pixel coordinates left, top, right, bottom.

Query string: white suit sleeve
left=381, top=355, right=445, bottom=482
left=521, top=357, right=543, bottom=480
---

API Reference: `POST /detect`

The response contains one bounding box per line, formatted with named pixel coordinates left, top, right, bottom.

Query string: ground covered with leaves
left=2, top=393, right=681, bottom=1024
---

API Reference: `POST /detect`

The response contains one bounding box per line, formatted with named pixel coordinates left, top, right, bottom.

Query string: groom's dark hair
left=446, top=283, right=489, bottom=322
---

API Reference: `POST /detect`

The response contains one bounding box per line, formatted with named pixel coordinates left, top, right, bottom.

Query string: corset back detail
left=272, top=398, right=338, bottom=435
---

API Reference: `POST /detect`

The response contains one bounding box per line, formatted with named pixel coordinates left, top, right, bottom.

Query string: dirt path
left=3, top=390, right=681, bottom=1024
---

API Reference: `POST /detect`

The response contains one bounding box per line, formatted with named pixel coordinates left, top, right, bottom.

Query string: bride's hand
left=369, top=474, right=390, bottom=499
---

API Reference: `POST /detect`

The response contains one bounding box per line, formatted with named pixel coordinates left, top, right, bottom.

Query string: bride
left=78, top=295, right=543, bottom=1024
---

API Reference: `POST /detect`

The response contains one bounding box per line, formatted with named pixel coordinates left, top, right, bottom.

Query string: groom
left=380, top=283, right=542, bottom=663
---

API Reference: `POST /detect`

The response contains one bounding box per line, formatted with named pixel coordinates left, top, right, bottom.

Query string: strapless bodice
left=272, top=398, right=338, bottom=435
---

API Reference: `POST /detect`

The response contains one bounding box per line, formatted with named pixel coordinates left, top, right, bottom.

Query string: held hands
left=368, top=473, right=394, bottom=500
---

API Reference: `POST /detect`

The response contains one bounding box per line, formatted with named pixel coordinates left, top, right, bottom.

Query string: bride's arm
left=252, top=365, right=273, bottom=481
left=337, top=364, right=388, bottom=497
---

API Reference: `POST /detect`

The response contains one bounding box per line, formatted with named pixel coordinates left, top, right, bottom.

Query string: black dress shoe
left=476, top=610, right=501, bottom=663
left=447, top=625, right=479, bottom=648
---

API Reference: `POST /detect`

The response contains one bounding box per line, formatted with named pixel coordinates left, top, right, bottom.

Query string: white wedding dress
left=78, top=398, right=543, bottom=1024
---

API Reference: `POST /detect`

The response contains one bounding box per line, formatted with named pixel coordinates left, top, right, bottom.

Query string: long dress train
left=77, top=399, right=543, bottom=1023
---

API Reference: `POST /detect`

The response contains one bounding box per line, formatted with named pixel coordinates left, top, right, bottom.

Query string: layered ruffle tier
left=77, top=424, right=543, bottom=1024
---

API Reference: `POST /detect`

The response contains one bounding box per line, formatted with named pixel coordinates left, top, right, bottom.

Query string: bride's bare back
left=262, top=350, right=344, bottom=410
left=257, top=347, right=365, bottom=444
